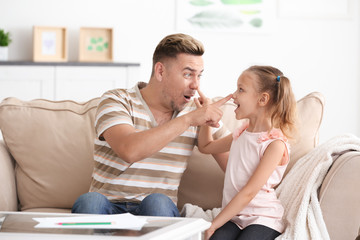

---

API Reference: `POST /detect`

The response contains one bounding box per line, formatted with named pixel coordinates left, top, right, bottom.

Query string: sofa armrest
left=319, top=151, right=360, bottom=240
left=0, top=140, right=18, bottom=211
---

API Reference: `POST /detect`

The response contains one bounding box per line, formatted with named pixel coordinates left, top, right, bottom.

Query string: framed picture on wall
left=78, top=27, right=113, bottom=62
left=175, top=0, right=275, bottom=33
left=33, top=26, right=68, bottom=62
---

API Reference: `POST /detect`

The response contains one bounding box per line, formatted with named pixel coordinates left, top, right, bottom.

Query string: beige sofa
left=0, top=92, right=359, bottom=240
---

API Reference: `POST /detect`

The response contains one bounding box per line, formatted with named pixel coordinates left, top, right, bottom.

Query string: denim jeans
left=210, top=221, right=281, bottom=240
left=71, top=192, right=180, bottom=217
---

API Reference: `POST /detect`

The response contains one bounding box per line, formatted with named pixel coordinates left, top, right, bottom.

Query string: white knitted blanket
left=275, top=133, right=360, bottom=240
left=181, top=203, right=221, bottom=222
left=182, top=134, right=360, bottom=240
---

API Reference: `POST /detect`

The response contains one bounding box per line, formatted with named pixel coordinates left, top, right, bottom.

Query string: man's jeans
left=71, top=192, right=180, bottom=217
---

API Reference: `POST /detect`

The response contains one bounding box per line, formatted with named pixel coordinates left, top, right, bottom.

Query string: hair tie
left=276, top=76, right=281, bottom=82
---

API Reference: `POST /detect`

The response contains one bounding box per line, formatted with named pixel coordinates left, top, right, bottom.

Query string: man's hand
left=194, top=89, right=212, bottom=107
left=190, top=89, right=232, bottom=128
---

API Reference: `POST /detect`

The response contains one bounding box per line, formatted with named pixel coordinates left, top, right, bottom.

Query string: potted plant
left=0, top=29, right=12, bottom=61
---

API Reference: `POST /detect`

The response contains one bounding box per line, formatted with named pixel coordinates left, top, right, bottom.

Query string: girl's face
left=232, top=71, right=261, bottom=120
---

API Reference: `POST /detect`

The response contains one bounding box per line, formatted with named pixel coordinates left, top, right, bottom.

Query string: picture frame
left=175, top=0, right=275, bottom=33
left=33, top=26, right=68, bottom=62
left=78, top=27, right=113, bottom=62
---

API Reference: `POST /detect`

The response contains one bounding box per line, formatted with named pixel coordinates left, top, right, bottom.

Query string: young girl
left=195, top=65, right=297, bottom=240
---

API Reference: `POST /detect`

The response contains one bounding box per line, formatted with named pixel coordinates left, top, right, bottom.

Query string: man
left=72, top=33, right=231, bottom=217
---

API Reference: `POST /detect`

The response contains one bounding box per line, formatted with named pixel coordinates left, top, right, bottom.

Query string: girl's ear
left=259, top=92, right=270, bottom=106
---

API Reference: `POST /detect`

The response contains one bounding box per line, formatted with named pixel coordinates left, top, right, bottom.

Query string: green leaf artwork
left=188, top=10, right=243, bottom=28
left=189, top=0, right=214, bottom=6
left=249, top=18, right=262, bottom=27
left=87, top=37, right=108, bottom=52
left=221, top=0, right=262, bottom=4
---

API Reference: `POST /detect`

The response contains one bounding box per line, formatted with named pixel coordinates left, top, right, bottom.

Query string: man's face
left=161, top=53, right=204, bottom=112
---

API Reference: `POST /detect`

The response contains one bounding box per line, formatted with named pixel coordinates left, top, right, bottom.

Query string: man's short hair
left=151, top=33, right=204, bottom=75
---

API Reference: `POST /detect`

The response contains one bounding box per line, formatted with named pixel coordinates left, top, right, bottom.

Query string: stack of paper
left=33, top=213, right=147, bottom=230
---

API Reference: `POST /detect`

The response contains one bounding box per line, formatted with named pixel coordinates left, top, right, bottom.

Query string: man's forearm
left=108, top=114, right=193, bottom=163
left=105, top=97, right=227, bottom=163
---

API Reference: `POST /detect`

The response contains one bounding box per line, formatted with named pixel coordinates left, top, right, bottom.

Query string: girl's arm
left=197, top=125, right=232, bottom=171
left=198, top=116, right=249, bottom=155
left=195, top=90, right=233, bottom=171
left=205, top=140, right=287, bottom=239
left=197, top=118, right=249, bottom=171
left=198, top=125, right=233, bottom=154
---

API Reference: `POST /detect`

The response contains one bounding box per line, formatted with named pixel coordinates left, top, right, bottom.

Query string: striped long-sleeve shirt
left=89, top=82, right=228, bottom=204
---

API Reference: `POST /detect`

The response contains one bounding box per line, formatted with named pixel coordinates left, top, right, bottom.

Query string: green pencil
left=57, top=222, right=113, bottom=226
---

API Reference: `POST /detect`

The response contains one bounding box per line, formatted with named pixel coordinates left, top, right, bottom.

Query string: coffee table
left=0, top=211, right=211, bottom=240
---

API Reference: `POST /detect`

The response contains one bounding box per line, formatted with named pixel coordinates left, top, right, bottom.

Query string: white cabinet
left=54, top=66, right=128, bottom=101
left=0, top=62, right=140, bottom=102
left=0, top=66, right=54, bottom=100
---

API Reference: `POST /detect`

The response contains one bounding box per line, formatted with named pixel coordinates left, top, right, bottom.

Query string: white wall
left=1, top=0, right=359, bottom=143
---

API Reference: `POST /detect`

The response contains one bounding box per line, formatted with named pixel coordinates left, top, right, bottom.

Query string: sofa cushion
left=0, top=140, right=17, bottom=211
left=0, top=97, right=100, bottom=211
left=177, top=92, right=325, bottom=210
left=287, top=92, right=325, bottom=175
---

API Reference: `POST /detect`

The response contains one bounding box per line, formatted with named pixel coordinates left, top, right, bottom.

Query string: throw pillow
left=0, top=97, right=100, bottom=211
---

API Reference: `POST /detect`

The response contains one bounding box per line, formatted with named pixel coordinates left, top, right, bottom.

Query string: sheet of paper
left=33, top=213, right=147, bottom=230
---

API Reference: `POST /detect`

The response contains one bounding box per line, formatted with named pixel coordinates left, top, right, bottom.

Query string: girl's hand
left=204, top=225, right=216, bottom=240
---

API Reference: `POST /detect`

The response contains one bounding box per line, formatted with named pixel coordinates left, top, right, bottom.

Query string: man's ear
left=154, top=62, right=164, bottom=82
left=259, top=92, right=270, bottom=106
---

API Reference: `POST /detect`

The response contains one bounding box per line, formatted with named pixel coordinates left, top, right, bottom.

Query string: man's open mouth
left=184, top=95, right=192, bottom=100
